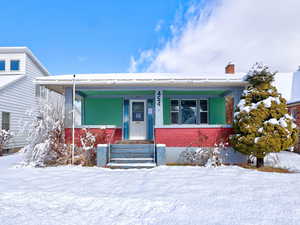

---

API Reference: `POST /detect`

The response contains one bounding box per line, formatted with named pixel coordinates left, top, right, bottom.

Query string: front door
left=129, top=100, right=147, bottom=140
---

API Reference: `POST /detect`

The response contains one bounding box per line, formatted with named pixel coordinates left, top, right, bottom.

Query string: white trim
left=155, top=124, right=232, bottom=128
left=129, top=99, right=147, bottom=140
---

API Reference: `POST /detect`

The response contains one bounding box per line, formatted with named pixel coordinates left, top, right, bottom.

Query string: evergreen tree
left=230, top=63, right=298, bottom=167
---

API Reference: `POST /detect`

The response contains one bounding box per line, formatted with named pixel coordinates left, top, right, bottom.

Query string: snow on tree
left=0, top=130, right=13, bottom=156
left=230, top=63, right=298, bottom=167
left=22, top=92, right=66, bottom=167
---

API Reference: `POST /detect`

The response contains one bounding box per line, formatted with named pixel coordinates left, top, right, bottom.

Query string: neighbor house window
left=170, top=99, right=208, bottom=124
left=2, top=112, right=10, bottom=130
left=0, top=60, right=5, bottom=71
left=10, top=60, right=20, bottom=71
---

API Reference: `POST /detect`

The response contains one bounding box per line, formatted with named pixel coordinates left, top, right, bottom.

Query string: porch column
left=65, top=87, right=73, bottom=128
left=155, top=90, right=163, bottom=127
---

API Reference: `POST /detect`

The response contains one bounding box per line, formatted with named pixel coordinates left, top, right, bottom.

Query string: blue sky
left=0, top=0, right=192, bottom=74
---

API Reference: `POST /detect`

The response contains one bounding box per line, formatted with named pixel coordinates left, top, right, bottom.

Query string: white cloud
left=128, top=50, right=154, bottom=73
left=154, top=20, right=164, bottom=32
left=134, top=0, right=300, bottom=74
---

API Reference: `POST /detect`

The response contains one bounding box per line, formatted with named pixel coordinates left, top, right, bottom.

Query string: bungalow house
left=36, top=63, right=248, bottom=168
left=0, top=47, right=50, bottom=153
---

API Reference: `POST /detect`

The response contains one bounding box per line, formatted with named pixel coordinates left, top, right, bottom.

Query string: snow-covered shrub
left=22, top=93, right=66, bottom=167
left=0, top=130, right=13, bottom=156
left=76, top=129, right=97, bottom=166
left=179, top=142, right=225, bottom=167
left=230, top=63, right=298, bottom=167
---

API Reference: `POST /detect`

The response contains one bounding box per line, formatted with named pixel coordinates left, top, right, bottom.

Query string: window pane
left=171, top=100, right=179, bottom=111
left=2, top=112, right=10, bottom=130
left=132, top=102, right=144, bottom=121
left=200, top=112, right=208, bottom=124
left=181, top=100, right=196, bottom=124
left=0, top=61, right=5, bottom=71
left=10, top=60, right=20, bottom=71
left=200, top=100, right=208, bottom=111
left=132, top=102, right=144, bottom=112
left=171, top=112, right=179, bottom=124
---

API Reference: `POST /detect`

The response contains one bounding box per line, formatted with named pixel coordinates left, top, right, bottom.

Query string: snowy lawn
left=1, top=152, right=300, bottom=225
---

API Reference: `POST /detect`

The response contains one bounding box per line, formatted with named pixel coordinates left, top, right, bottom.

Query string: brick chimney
left=225, top=63, right=235, bottom=74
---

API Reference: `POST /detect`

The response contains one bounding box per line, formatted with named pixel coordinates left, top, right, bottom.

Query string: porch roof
left=35, top=73, right=248, bottom=94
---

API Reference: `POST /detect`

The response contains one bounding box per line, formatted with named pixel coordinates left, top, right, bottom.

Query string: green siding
left=163, top=97, right=171, bottom=125
left=209, top=97, right=226, bottom=124
left=164, top=90, right=225, bottom=96
left=84, top=98, right=123, bottom=126
left=81, top=90, right=155, bottom=96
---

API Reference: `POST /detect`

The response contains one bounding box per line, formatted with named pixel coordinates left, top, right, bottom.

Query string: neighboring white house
left=0, top=47, right=50, bottom=151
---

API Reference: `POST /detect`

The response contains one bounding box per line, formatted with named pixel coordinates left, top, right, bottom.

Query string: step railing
left=108, top=129, right=116, bottom=163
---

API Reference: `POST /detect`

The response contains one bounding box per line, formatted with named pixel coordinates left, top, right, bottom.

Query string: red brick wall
left=65, top=128, right=122, bottom=146
left=155, top=128, right=233, bottom=147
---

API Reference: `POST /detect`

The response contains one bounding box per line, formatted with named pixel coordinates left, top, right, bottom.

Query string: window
left=170, top=99, right=208, bottom=125
left=199, top=100, right=208, bottom=123
left=132, top=102, right=145, bottom=121
left=2, top=112, right=10, bottom=130
left=171, top=100, right=179, bottom=124
left=0, top=60, right=5, bottom=71
left=181, top=100, right=197, bottom=124
left=10, top=60, right=20, bottom=71
left=35, top=85, right=48, bottom=98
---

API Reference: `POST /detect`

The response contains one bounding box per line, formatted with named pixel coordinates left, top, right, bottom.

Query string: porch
left=63, top=88, right=244, bottom=167
left=65, top=88, right=241, bottom=142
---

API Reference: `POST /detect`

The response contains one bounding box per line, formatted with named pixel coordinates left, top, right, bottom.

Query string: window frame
left=2, top=112, right=10, bottom=131
left=10, top=60, right=20, bottom=71
left=170, top=98, right=209, bottom=125
left=170, top=100, right=180, bottom=124
left=0, top=60, right=5, bottom=71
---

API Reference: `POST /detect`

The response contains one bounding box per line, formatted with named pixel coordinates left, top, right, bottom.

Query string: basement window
left=170, top=99, right=208, bottom=125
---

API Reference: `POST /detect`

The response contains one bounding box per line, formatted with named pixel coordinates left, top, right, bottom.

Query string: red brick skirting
left=155, top=128, right=233, bottom=147
left=65, top=128, right=122, bottom=146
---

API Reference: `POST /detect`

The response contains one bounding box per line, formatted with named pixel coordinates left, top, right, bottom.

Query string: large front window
left=170, top=99, right=208, bottom=124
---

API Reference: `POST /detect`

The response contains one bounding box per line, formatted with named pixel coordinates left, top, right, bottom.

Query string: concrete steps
left=108, top=144, right=156, bottom=169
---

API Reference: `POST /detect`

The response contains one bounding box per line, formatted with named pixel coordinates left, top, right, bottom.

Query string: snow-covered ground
left=1, top=152, right=300, bottom=225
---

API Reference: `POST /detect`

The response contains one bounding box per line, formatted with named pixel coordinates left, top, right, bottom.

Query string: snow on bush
left=74, top=129, right=97, bottom=166
left=22, top=93, right=66, bottom=167
left=0, top=130, right=13, bottom=156
left=179, top=142, right=226, bottom=167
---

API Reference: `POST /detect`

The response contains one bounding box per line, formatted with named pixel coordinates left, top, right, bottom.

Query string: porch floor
left=114, top=140, right=154, bottom=144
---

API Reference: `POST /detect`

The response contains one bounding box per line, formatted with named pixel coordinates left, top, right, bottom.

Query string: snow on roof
left=35, top=73, right=247, bottom=92
left=273, top=72, right=294, bottom=101
left=0, top=75, right=25, bottom=90
left=288, top=98, right=300, bottom=105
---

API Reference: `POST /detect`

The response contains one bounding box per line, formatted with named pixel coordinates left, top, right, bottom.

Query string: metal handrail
left=108, top=128, right=116, bottom=162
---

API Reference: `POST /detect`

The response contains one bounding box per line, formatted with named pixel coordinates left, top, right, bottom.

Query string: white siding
left=0, top=53, right=48, bottom=149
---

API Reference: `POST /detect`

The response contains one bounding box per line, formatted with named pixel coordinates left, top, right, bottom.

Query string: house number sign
left=156, top=91, right=161, bottom=106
